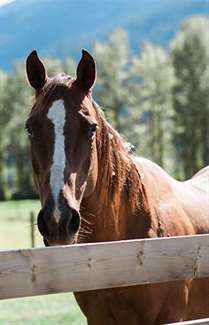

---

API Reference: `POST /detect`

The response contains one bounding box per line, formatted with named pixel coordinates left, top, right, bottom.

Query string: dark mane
left=91, top=100, right=149, bottom=214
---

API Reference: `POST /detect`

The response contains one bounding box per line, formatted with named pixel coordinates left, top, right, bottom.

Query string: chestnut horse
left=25, top=49, right=209, bottom=324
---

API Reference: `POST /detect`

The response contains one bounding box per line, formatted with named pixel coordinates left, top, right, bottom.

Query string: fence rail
left=0, top=234, right=209, bottom=300
left=167, top=319, right=209, bottom=325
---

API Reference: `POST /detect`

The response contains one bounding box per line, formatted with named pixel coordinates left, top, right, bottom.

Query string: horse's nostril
left=67, top=209, right=80, bottom=234
left=37, top=209, right=47, bottom=237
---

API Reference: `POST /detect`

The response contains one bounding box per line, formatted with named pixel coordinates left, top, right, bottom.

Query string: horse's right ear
left=26, top=50, right=47, bottom=90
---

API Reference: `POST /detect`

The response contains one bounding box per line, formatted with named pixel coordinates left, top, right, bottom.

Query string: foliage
left=94, top=28, right=130, bottom=131
left=0, top=15, right=208, bottom=198
left=128, top=43, right=175, bottom=170
left=2, top=62, right=34, bottom=198
left=170, top=16, right=209, bottom=178
left=0, top=69, right=8, bottom=199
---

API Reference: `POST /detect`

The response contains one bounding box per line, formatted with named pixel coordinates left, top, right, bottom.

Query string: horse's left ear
left=76, top=49, right=96, bottom=92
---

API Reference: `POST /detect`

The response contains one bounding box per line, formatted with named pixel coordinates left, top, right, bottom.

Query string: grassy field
left=0, top=200, right=86, bottom=324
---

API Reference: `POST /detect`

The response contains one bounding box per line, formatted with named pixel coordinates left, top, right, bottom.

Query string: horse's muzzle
left=37, top=206, right=80, bottom=246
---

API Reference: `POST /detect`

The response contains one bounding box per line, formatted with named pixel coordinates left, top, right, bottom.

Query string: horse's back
left=133, top=156, right=209, bottom=236
left=179, top=165, right=209, bottom=233
left=183, top=165, right=209, bottom=188
left=192, top=165, right=209, bottom=179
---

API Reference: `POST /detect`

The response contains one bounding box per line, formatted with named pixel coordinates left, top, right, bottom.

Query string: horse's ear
left=26, top=50, right=47, bottom=90
left=76, top=49, right=96, bottom=92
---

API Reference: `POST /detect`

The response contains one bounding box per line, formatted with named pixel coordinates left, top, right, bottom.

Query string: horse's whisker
left=26, top=223, right=37, bottom=228
left=81, top=217, right=93, bottom=226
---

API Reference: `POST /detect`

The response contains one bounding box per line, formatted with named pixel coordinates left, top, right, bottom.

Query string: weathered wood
left=0, top=234, right=209, bottom=300
left=167, top=318, right=209, bottom=325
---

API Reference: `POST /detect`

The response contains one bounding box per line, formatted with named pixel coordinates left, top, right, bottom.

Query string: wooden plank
left=0, top=234, right=209, bottom=299
left=167, top=318, right=209, bottom=324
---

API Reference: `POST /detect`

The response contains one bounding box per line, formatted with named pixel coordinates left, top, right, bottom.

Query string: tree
left=2, top=61, right=34, bottom=198
left=129, top=43, right=175, bottom=170
left=93, top=29, right=130, bottom=132
left=44, top=57, right=76, bottom=76
left=0, top=70, right=8, bottom=199
left=170, top=16, right=209, bottom=178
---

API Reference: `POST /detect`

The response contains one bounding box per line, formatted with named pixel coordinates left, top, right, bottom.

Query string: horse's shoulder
left=131, top=156, right=176, bottom=183
left=132, top=156, right=161, bottom=172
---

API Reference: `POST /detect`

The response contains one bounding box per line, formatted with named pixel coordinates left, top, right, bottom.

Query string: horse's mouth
left=43, top=237, right=76, bottom=247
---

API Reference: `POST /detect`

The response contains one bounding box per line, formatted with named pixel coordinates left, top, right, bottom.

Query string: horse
left=25, top=49, right=209, bottom=325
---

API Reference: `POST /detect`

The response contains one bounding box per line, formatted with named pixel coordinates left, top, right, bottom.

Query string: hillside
left=0, top=0, right=208, bottom=70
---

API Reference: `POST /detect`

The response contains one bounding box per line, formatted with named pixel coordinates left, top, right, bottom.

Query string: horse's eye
left=25, top=122, right=34, bottom=138
left=79, top=111, right=97, bottom=135
left=86, top=119, right=97, bottom=138
left=85, top=116, right=97, bottom=133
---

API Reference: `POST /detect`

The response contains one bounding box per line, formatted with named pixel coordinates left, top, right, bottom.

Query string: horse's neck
left=80, top=152, right=152, bottom=243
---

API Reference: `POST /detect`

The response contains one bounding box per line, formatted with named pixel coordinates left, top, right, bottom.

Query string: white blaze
left=47, top=99, right=66, bottom=206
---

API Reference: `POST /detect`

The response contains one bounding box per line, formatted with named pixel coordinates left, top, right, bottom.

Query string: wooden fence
left=1, top=234, right=209, bottom=324
left=168, top=320, right=209, bottom=325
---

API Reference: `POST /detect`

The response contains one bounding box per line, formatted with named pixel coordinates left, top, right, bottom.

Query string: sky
left=0, top=0, right=15, bottom=7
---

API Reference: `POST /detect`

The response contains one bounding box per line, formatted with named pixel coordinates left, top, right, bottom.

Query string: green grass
left=0, top=200, right=42, bottom=249
left=0, top=294, right=85, bottom=325
left=0, top=200, right=86, bottom=324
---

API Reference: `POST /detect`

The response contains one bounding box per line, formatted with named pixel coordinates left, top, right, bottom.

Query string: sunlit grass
left=0, top=294, right=86, bottom=325
left=0, top=199, right=42, bottom=249
left=0, top=200, right=86, bottom=325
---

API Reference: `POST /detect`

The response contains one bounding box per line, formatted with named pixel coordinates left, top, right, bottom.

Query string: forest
left=0, top=15, right=208, bottom=200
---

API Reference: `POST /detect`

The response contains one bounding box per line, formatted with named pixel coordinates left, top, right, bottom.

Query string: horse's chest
left=75, top=288, right=155, bottom=325
left=75, top=281, right=189, bottom=324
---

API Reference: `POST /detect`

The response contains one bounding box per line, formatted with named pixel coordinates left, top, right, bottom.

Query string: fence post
left=30, top=211, right=35, bottom=248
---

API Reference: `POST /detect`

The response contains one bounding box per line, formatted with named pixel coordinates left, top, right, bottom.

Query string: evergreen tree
left=129, top=43, right=175, bottom=170
left=94, top=29, right=130, bottom=132
left=2, top=61, right=34, bottom=198
left=0, top=70, right=8, bottom=199
left=170, top=16, right=209, bottom=178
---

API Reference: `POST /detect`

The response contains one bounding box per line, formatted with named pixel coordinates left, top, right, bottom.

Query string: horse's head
left=26, top=50, right=98, bottom=246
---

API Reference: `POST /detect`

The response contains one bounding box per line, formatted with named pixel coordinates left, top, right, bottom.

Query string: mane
left=91, top=100, right=149, bottom=215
